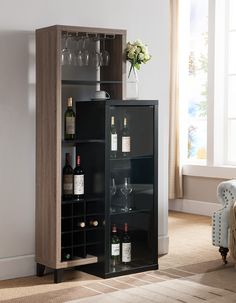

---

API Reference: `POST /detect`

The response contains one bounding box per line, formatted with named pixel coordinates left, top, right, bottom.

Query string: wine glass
left=100, top=37, right=110, bottom=66
left=90, top=35, right=101, bottom=68
left=110, top=178, right=117, bottom=213
left=74, top=35, right=82, bottom=66
left=120, top=177, right=133, bottom=212
left=81, top=36, right=89, bottom=66
left=61, top=34, right=73, bottom=65
left=110, top=178, right=117, bottom=196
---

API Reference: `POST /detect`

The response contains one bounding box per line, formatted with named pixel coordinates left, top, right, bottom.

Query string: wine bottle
left=64, top=97, right=76, bottom=140
left=73, top=155, right=84, bottom=200
left=62, top=153, right=74, bottom=200
left=62, top=253, right=71, bottom=261
left=77, top=221, right=86, bottom=228
left=121, top=223, right=131, bottom=264
left=110, top=116, right=117, bottom=159
left=121, top=117, right=131, bottom=157
left=111, top=224, right=120, bottom=267
left=89, top=219, right=98, bottom=227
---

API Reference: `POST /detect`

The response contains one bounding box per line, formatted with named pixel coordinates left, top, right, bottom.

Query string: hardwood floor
left=0, top=211, right=233, bottom=303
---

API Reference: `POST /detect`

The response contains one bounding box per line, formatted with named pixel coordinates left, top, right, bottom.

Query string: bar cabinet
left=36, top=24, right=158, bottom=283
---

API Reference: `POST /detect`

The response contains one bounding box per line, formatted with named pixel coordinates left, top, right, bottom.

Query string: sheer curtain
left=169, top=0, right=183, bottom=199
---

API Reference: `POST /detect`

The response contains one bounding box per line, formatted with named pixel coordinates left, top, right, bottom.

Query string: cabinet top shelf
left=62, top=80, right=123, bottom=86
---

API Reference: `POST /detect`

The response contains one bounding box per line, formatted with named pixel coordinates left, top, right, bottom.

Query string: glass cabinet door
left=107, top=105, right=156, bottom=274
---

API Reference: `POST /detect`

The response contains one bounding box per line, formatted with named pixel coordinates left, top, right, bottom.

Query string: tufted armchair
left=212, top=180, right=236, bottom=263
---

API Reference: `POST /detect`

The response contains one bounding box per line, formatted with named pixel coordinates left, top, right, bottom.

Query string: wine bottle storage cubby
left=61, top=197, right=104, bottom=262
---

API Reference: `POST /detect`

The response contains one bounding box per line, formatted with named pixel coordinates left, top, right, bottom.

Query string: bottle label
left=122, top=242, right=131, bottom=262
left=74, top=175, right=84, bottom=195
left=111, top=134, right=117, bottom=151
left=66, top=117, right=75, bottom=135
left=111, top=243, right=120, bottom=256
left=122, top=136, right=131, bottom=153
left=63, top=175, right=73, bottom=194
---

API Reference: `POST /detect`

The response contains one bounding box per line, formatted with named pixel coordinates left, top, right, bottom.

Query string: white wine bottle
left=64, top=97, right=76, bottom=140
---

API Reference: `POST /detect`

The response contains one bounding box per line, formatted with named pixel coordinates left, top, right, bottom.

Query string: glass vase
left=126, top=64, right=139, bottom=100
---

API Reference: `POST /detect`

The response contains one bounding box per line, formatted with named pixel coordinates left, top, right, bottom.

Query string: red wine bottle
left=121, top=117, right=131, bottom=157
left=62, top=153, right=74, bottom=200
left=73, top=155, right=84, bottom=200
left=121, top=223, right=131, bottom=264
left=111, top=224, right=120, bottom=267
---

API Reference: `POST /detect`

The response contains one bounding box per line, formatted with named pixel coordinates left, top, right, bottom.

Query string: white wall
left=0, top=0, right=169, bottom=279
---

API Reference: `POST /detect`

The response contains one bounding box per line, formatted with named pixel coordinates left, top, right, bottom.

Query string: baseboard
left=169, top=199, right=221, bottom=216
left=0, top=254, right=35, bottom=280
left=158, top=235, right=169, bottom=255
left=0, top=238, right=169, bottom=281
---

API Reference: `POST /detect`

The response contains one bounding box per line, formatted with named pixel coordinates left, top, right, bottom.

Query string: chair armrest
left=212, top=180, right=236, bottom=247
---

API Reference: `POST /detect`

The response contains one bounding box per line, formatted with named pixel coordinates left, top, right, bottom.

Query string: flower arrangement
left=125, top=39, right=151, bottom=78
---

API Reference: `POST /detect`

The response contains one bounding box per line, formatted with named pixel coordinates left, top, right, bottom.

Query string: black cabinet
left=63, top=99, right=159, bottom=278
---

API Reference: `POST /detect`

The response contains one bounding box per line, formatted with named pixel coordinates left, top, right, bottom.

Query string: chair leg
left=219, top=247, right=229, bottom=264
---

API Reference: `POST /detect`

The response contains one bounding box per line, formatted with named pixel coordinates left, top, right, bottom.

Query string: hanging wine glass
left=81, top=35, right=89, bottom=66
left=90, top=34, right=101, bottom=68
left=75, top=36, right=83, bottom=66
left=100, top=35, right=110, bottom=66
left=61, top=34, right=73, bottom=65
left=120, top=177, right=133, bottom=212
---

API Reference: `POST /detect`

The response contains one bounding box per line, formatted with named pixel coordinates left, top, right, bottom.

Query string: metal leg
left=36, top=263, right=45, bottom=277
left=54, top=269, right=64, bottom=283
left=219, top=247, right=229, bottom=264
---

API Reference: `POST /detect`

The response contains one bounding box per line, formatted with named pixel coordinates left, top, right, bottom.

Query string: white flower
left=126, top=42, right=132, bottom=51
left=125, top=40, right=151, bottom=68
left=135, top=39, right=142, bottom=46
left=136, top=46, right=142, bottom=54
left=128, top=52, right=135, bottom=59
left=138, top=53, right=145, bottom=61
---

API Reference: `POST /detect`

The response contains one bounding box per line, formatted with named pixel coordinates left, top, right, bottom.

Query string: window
left=179, top=0, right=236, bottom=172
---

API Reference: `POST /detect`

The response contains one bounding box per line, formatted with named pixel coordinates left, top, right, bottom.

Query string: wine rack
left=36, top=24, right=158, bottom=283
left=61, top=198, right=104, bottom=261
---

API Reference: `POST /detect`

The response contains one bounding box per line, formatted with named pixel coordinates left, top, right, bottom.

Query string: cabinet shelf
left=61, top=227, right=104, bottom=234
left=62, top=80, right=122, bottom=86
left=60, top=254, right=98, bottom=268
left=62, top=241, right=102, bottom=250
left=62, top=196, right=104, bottom=204
left=110, top=208, right=151, bottom=216
left=62, top=139, right=105, bottom=146
left=62, top=213, right=104, bottom=219
left=110, top=155, right=153, bottom=162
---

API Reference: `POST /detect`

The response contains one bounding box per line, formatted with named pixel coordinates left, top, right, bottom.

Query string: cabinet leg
left=54, top=269, right=64, bottom=283
left=219, top=247, right=229, bottom=264
left=36, top=263, right=45, bottom=277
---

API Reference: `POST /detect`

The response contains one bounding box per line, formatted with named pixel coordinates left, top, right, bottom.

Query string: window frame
left=181, top=0, right=236, bottom=178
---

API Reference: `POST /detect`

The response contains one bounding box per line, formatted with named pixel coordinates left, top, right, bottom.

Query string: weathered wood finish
left=36, top=25, right=126, bottom=271
left=36, top=27, right=61, bottom=269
